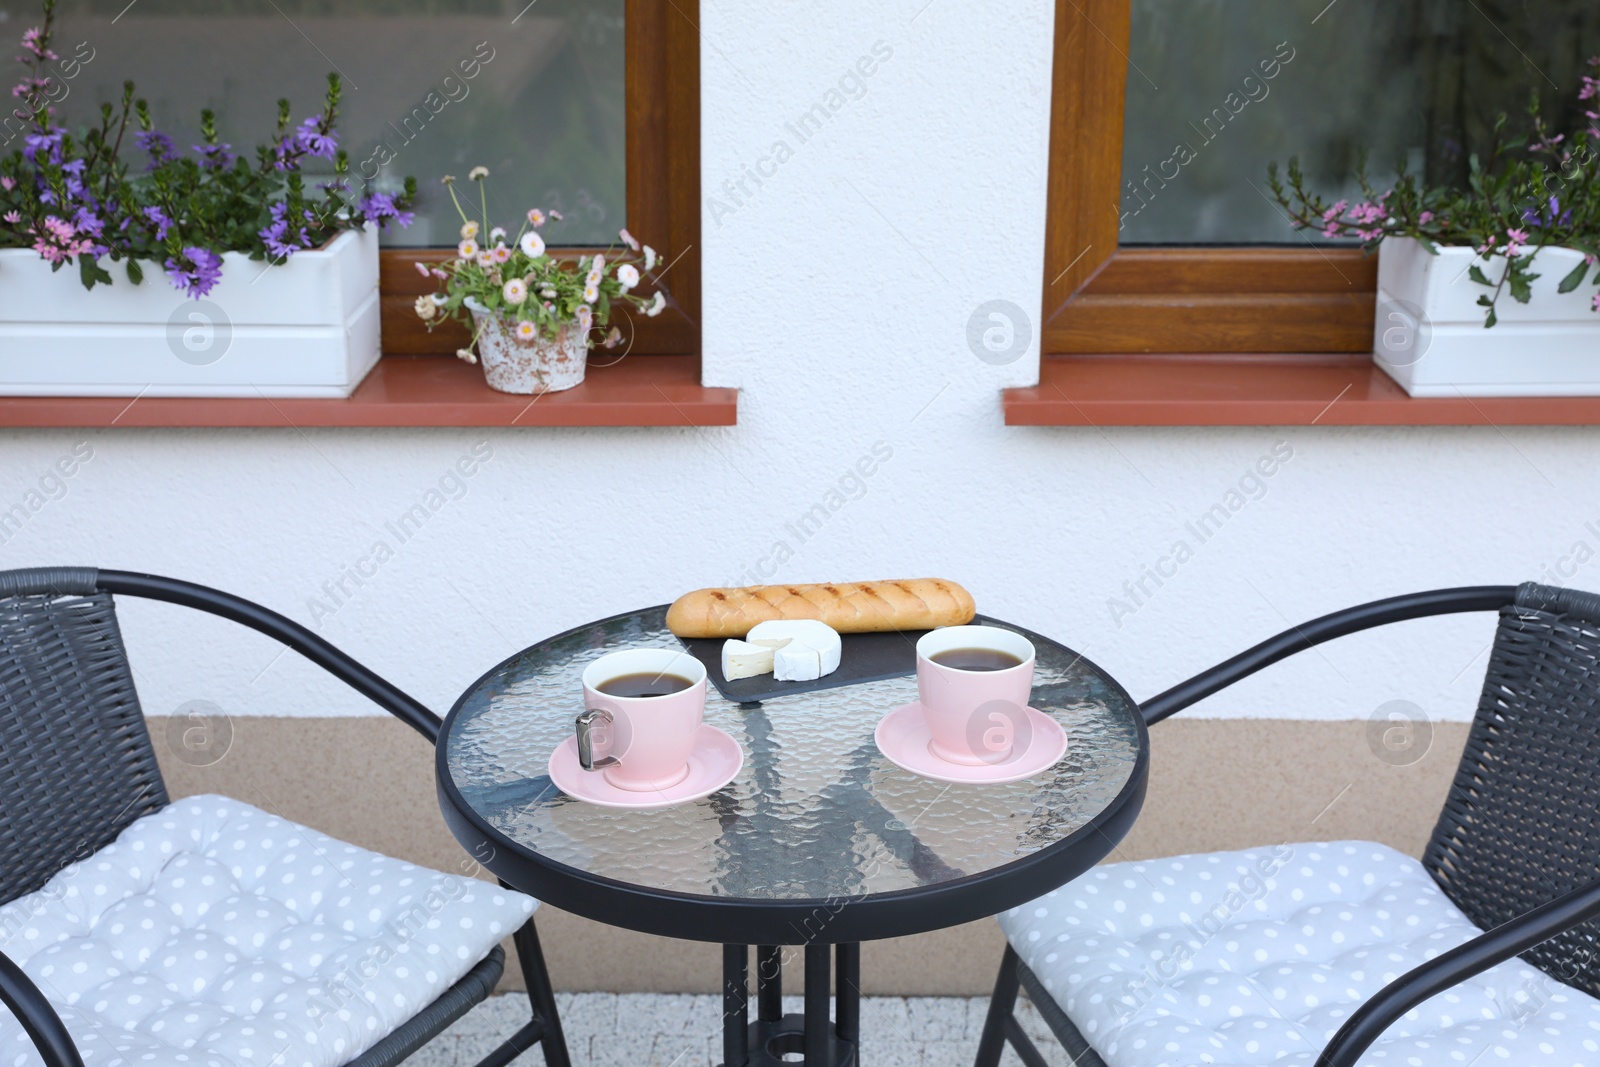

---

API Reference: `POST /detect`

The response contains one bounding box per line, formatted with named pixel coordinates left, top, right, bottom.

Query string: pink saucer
left=547, top=723, right=743, bottom=809
left=874, top=702, right=1068, bottom=785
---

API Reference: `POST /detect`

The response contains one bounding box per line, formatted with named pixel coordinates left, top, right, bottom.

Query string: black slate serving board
left=679, top=628, right=931, bottom=703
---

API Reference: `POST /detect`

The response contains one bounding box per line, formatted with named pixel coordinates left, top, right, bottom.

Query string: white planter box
left=0, top=228, right=381, bottom=397
left=1373, top=237, right=1600, bottom=397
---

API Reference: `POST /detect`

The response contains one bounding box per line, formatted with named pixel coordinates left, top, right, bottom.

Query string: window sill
left=1005, top=355, right=1600, bottom=426
left=0, top=354, right=736, bottom=428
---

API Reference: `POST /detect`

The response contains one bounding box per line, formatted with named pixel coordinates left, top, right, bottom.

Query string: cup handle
left=575, top=708, right=620, bottom=771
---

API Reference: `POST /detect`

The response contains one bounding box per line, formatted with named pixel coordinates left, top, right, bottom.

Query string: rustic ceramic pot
left=465, top=301, right=589, bottom=394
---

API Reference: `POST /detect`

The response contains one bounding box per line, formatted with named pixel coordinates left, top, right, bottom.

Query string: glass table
left=437, top=607, right=1148, bottom=1067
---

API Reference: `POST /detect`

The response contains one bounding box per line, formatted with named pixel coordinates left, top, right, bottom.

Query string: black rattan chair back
left=0, top=568, right=167, bottom=905
left=1424, top=581, right=1600, bottom=994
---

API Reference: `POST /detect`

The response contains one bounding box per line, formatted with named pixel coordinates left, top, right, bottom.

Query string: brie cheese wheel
left=722, top=638, right=783, bottom=680
left=747, top=620, right=843, bottom=680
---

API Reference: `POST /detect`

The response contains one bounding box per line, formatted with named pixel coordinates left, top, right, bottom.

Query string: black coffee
left=597, top=672, right=695, bottom=698
left=930, top=648, right=1023, bottom=671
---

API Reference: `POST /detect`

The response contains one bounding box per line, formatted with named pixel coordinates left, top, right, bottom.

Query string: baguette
left=666, top=579, right=975, bottom=638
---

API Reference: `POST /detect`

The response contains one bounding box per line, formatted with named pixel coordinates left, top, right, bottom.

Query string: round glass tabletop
left=437, top=608, right=1148, bottom=945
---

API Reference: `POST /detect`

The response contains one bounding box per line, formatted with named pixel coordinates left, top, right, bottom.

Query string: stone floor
left=410, top=991, right=1073, bottom=1067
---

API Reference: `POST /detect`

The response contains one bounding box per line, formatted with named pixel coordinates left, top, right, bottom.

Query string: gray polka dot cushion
left=0, top=795, right=536, bottom=1067
left=999, top=841, right=1600, bottom=1066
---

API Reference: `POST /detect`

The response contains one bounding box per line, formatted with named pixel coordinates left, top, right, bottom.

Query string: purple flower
left=142, top=205, right=173, bottom=240
left=135, top=130, right=174, bottom=167
left=192, top=142, right=236, bottom=170
left=358, top=192, right=414, bottom=231
left=22, top=129, right=62, bottom=164
left=1522, top=196, right=1572, bottom=229
left=164, top=246, right=223, bottom=298
left=258, top=219, right=310, bottom=259
left=293, top=117, right=338, bottom=159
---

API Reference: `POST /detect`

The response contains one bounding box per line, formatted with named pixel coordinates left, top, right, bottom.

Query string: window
left=44, top=0, right=698, bottom=358
left=1044, top=0, right=1600, bottom=356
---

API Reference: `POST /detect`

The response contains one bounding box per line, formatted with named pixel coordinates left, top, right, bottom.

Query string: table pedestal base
left=722, top=943, right=859, bottom=1067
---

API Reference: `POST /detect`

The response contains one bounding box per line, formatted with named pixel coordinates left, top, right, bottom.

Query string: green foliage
left=415, top=170, right=666, bottom=359
left=0, top=0, right=414, bottom=295
left=1268, top=60, right=1600, bottom=327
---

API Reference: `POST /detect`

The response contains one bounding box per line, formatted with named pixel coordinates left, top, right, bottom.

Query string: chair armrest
left=0, top=950, right=84, bottom=1067
left=1141, top=585, right=1517, bottom=724
left=1316, top=875, right=1600, bottom=1067
left=94, top=569, right=442, bottom=743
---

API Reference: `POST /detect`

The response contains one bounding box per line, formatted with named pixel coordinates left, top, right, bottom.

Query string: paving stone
left=410, top=992, right=1023, bottom=1067
left=905, top=996, right=970, bottom=1042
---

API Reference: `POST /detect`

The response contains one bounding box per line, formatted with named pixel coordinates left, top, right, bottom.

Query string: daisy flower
left=646, top=291, right=666, bottom=317
left=515, top=320, right=538, bottom=341
left=619, top=228, right=640, bottom=251
left=469, top=165, right=490, bottom=181
left=584, top=282, right=599, bottom=304
left=492, top=243, right=511, bottom=264
left=458, top=239, right=479, bottom=260
left=604, top=326, right=622, bottom=348
left=617, top=264, right=640, bottom=290
left=503, top=278, right=528, bottom=305
left=591, top=253, right=605, bottom=275
left=489, top=226, right=506, bottom=242
left=431, top=293, right=448, bottom=305
left=413, top=295, right=436, bottom=320
left=527, top=208, right=546, bottom=227
left=461, top=220, right=480, bottom=239
left=643, top=245, right=657, bottom=271
left=540, top=288, right=558, bottom=299
left=520, top=231, right=546, bottom=258
left=456, top=347, right=478, bottom=364
left=548, top=210, right=564, bottom=221
left=576, top=304, right=593, bottom=330
left=477, top=250, right=495, bottom=267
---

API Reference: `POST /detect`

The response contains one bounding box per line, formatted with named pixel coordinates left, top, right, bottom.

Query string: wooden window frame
left=1042, top=0, right=1375, bottom=356
left=380, top=0, right=701, bottom=360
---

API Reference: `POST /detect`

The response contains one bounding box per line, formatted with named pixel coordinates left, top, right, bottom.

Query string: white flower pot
left=466, top=302, right=589, bottom=394
left=1373, top=237, right=1600, bottom=397
left=0, top=228, right=381, bottom=397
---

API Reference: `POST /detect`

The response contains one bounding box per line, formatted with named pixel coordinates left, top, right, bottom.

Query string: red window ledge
left=1006, top=355, right=1600, bottom=426
left=0, top=354, right=735, bottom=428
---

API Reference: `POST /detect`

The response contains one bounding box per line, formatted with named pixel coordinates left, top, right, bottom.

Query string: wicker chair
left=0, top=567, right=571, bottom=1067
left=975, top=582, right=1600, bottom=1067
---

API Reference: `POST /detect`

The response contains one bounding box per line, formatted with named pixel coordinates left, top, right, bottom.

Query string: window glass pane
left=1118, top=0, right=1600, bottom=244
left=37, top=0, right=625, bottom=246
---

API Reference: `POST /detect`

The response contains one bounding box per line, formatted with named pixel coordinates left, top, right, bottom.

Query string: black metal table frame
left=436, top=607, right=1150, bottom=1066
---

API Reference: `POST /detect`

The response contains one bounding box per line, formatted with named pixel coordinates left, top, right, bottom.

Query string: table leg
left=757, top=945, right=784, bottom=1022
left=804, top=944, right=831, bottom=1065
left=723, top=944, right=749, bottom=1067
left=835, top=943, right=859, bottom=1044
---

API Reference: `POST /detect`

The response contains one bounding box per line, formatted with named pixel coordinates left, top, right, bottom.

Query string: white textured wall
left=4, top=0, right=1597, bottom=730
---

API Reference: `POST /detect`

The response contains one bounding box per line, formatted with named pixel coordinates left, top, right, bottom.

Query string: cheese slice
left=747, top=620, right=843, bottom=680
left=722, top=638, right=784, bottom=680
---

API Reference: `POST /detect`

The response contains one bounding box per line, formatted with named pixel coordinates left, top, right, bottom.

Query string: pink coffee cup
left=576, top=648, right=707, bottom=791
left=915, top=625, right=1036, bottom=766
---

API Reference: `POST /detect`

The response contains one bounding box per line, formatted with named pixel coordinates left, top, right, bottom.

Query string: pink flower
left=526, top=208, right=546, bottom=227
left=619, top=228, right=640, bottom=251
left=19, top=27, right=57, bottom=61
left=414, top=261, right=430, bottom=277
left=0, top=176, right=14, bottom=191
left=3, top=210, right=20, bottom=224
left=1322, top=200, right=1348, bottom=223
left=1418, top=211, right=1434, bottom=225
left=1505, top=228, right=1530, bottom=256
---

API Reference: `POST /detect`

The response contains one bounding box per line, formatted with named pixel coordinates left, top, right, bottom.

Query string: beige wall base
left=149, top=715, right=1468, bottom=996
